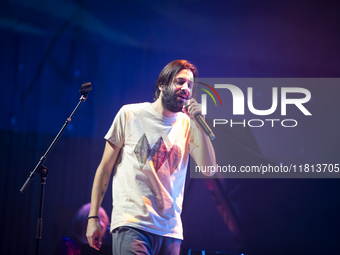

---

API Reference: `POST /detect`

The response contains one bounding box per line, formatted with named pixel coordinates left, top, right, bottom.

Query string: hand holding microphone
left=184, top=100, right=215, bottom=140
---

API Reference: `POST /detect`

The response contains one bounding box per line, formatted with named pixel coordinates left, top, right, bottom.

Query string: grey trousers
left=112, top=226, right=181, bottom=255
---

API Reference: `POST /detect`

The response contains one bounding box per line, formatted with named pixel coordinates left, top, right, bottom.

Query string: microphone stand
left=20, top=82, right=92, bottom=255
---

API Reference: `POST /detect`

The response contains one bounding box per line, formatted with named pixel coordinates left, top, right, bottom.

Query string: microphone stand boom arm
left=20, top=82, right=92, bottom=193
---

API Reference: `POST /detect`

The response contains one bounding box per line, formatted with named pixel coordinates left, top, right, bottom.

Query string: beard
left=161, top=87, right=187, bottom=113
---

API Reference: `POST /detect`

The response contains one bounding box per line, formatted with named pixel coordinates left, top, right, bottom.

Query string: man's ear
left=158, top=84, right=164, bottom=91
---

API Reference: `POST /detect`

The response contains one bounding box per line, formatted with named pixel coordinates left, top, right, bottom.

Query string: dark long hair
left=153, top=60, right=198, bottom=101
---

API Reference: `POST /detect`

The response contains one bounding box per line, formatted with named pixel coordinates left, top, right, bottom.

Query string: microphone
left=184, top=101, right=215, bottom=140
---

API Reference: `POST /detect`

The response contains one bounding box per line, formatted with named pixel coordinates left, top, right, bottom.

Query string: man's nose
left=180, top=84, right=190, bottom=98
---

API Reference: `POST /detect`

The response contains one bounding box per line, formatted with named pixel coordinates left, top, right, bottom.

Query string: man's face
left=161, top=69, right=194, bottom=113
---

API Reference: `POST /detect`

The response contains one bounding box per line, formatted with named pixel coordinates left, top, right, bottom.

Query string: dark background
left=1, top=0, right=340, bottom=254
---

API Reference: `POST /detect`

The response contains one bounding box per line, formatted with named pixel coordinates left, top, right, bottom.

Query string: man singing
left=86, top=59, right=216, bottom=255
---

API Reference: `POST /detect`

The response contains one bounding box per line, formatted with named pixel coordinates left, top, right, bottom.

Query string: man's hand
left=86, top=219, right=102, bottom=250
left=183, top=99, right=201, bottom=120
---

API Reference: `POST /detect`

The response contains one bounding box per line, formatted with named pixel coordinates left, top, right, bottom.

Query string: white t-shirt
left=104, top=102, right=197, bottom=239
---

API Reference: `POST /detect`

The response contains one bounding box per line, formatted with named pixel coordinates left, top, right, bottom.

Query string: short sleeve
left=189, top=119, right=199, bottom=152
left=104, top=106, right=126, bottom=148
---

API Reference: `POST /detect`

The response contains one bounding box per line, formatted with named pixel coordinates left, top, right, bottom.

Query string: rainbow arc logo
left=196, top=82, right=223, bottom=115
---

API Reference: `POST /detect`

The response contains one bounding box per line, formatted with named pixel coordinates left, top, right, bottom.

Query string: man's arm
left=190, top=124, right=216, bottom=176
left=184, top=99, right=216, bottom=176
left=86, top=141, right=121, bottom=250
